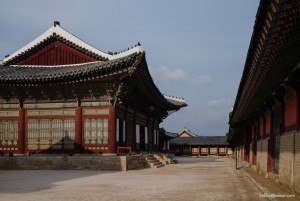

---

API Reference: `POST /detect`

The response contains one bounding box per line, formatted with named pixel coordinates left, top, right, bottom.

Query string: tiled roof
left=164, top=131, right=179, bottom=138
left=0, top=22, right=187, bottom=113
left=0, top=52, right=186, bottom=112
left=230, top=1, right=300, bottom=126
left=169, top=136, right=228, bottom=146
left=0, top=52, right=141, bottom=85
left=2, top=22, right=144, bottom=65
left=163, top=95, right=186, bottom=106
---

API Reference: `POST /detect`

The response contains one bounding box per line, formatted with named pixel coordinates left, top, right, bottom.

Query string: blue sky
left=0, top=0, right=260, bottom=136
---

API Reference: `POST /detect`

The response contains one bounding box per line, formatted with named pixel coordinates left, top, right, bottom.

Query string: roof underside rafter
left=230, top=0, right=300, bottom=126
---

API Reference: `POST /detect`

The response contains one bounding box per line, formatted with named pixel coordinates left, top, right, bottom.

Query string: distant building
left=177, top=128, right=197, bottom=137
left=0, top=22, right=187, bottom=155
left=163, top=129, right=229, bottom=156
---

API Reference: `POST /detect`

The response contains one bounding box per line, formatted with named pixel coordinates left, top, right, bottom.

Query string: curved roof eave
left=0, top=52, right=141, bottom=85
left=131, top=53, right=187, bottom=111
left=230, top=0, right=300, bottom=126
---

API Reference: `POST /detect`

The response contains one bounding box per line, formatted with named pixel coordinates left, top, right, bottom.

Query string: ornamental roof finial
left=54, top=21, right=60, bottom=27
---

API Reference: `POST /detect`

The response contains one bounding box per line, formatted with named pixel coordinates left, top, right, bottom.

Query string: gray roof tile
left=169, top=136, right=228, bottom=146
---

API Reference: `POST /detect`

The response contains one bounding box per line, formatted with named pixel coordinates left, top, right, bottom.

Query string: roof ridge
left=53, top=25, right=110, bottom=58
left=2, top=23, right=112, bottom=64
left=2, top=22, right=146, bottom=65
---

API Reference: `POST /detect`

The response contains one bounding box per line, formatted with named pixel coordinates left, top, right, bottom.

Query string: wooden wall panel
left=17, top=41, right=97, bottom=66
left=285, top=96, right=297, bottom=130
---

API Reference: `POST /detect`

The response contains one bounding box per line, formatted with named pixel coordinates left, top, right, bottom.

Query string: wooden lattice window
left=192, top=147, right=199, bottom=153
left=219, top=147, right=226, bottom=154
left=0, top=120, right=18, bottom=145
left=84, top=118, right=108, bottom=144
left=210, top=147, right=217, bottom=154
left=201, top=147, right=208, bottom=153
left=27, top=119, right=75, bottom=141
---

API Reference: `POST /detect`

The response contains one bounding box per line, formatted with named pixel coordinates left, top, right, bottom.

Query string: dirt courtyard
left=0, top=157, right=297, bottom=201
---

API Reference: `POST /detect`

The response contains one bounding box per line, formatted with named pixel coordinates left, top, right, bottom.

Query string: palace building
left=228, top=0, right=300, bottom=194
left=163, top=128, right=230, bottom=156
left=0, top=21, right=187, bottom=155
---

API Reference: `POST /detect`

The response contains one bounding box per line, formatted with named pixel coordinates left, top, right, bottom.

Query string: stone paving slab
left=0, top=157, right=296, bottom=201
left=242, top=166, right=299, bottom=201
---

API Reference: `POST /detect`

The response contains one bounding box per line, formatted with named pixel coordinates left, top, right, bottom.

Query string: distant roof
left=169, top=136, right=228, bottom=146
left=178, top=128, right=197, bottom=137
left=164, top=131, right=178, bottom=138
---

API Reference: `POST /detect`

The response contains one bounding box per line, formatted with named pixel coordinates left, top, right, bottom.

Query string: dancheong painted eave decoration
left=229, top=0, right=300, bottom=131
left=0, top=21, right=187, bottom=155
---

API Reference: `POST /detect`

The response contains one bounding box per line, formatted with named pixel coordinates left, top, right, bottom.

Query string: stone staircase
left=144, top=155, right=165, bottom=168
left=154, top=154, right=173, bottom=165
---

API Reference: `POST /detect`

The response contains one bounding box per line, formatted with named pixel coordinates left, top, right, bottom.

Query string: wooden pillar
left=136, top=124, right=140, bottom=152
left=75, top=106, right=82, bottom=153
left=147, top=117, right=153, bottom=151
left=297, top=88, right=300, bottom=130
left=18, top=109, right=25, bottom=154
left=279, top=96, right=285, bottom=134
left=122, top=120, right=126, bottom=146
left=116, top=118, right=119, bottom=146
left=145, top=127, right=148, bottom=151
left=268, top=110, right=275, bottom=173
left=109, top=106, right=116, bottom=153
left=132, top=109, right=137, bottom=151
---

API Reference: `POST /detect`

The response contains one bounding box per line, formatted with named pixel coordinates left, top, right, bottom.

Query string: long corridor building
left=228, top=0, right=300, bottom=194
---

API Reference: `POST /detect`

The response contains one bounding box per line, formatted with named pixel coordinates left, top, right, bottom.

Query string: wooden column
left=108, top=106, right=116, bottom=153
left=145, top=127, right=148, bottom=151
left=132, top=109, right=137, bottom=151
left=75, top=106, right=82, bottom=153
left=18, top=109, right=25, bottom=154
left=122, top=120, right=126, bottom=146
left=147, top=117, right=153, bottom=151
left=268, top=110, right=275, bottom=173
left=135, top=124, right=140, bottom=152
left=116, top=118, right=120, bottom=146
left=297, top=88, right=300, bottom=130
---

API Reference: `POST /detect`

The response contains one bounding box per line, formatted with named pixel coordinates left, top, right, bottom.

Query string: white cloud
left=207, top=98, right=232, bottom=107
left=192, top=75, right=212, bottom=86
left=150, top=65, right=212, bottom=87
left=157, top=65, right=187, bottom=82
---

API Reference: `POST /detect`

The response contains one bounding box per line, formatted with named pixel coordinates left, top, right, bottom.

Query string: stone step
left=147, top=162, right=165, bottom=168
left=144, top=156, right=165, bottom=168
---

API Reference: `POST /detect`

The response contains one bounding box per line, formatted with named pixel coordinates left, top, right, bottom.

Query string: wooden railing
left=117, top=147, right=131, bottom=155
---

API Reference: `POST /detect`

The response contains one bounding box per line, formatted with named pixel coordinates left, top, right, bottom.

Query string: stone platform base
left=0, top=154, right=147, bottom=171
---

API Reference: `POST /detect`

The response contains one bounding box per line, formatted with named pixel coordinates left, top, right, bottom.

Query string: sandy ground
left=0, top=157, right=297, bottom=201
